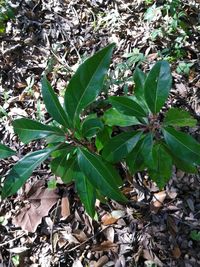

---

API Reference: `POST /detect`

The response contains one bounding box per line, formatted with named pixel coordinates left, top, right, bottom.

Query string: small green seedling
left=190, top=230, right=200, bottom=241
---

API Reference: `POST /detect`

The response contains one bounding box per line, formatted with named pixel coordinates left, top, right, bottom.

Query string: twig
left=50, top=199, right=60, bottom=254
left=0, top=232, right=26, bottom=247
left=64, top=225, right=111, bottom=253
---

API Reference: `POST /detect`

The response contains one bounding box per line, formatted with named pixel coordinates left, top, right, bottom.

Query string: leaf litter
left=0, top=0, right=200, bottom=266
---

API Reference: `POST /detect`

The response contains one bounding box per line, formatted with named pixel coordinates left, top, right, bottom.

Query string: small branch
left=0, top=232, right=26, bottom=247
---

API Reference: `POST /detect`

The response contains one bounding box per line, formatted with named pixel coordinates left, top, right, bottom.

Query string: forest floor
left=0, top=0, right=200, bottom=266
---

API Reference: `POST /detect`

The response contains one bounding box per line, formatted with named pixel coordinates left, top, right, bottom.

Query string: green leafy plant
left=190, top=230, right=200, bottom=241
left=2, top=44, right=126, bottom=218
left=0, top=1, right=15, bottom=34
left=103, top=60, right=200, bottom=189
left=176, top=62, right=193, bottom=76
left=0, top=143, right=15, bottom=159
left=144, top=0, right=189, bottom=61
left=2, top=44, right=200, bottom=218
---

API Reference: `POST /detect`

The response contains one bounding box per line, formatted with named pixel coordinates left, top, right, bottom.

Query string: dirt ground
left=0, top=0, right=200, bottom=266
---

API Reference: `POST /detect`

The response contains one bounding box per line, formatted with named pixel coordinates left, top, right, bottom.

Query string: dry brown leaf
left=101, top=210, right=125, bottom=226
left=172, top=245, right=181, bottom=259
left=61, top=196, right=70, bottom=219
left=104, top=227, right=115, bottom=243
left=143, top=249, right=163, bottom=267
left=101, top=214, right=118, bottom=225
left=167, top=215, right=178, bottom=236
left=94, top=255, right=109, bottom=267
left=13, top=181, right=59, bottom=232
left=15, top=82, right=27, bottom=89
left=92, top=241, right=118, bottom=252
left=151, top=191, right=166, bottom=213
left=73, top=229, right=87, bottom=243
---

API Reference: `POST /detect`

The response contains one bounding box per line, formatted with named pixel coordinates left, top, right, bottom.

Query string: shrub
left=2, top=44, right=200, bottom=216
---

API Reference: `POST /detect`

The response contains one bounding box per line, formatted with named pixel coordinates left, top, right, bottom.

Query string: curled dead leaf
left=150, top=191, right=166, bottom=213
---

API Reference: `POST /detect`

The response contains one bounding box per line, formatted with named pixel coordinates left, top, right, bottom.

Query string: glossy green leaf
left=109, top=96, right=147, bottom=118
left=126, top=133, right=153, bottom=174
left=13, top=118, right=64, bottom=144
left=126, top=140, right=145, bottom=174
left=41, top=76, right=69, bottom=127
left=163, top=143, right=198, bottom=173
left=141, top=132, right=154, bottom=167
left=75, top=174, right=96, bottom=217
left=148, top=143, right=172, bottom=189
left=64, top=44, right=115, bottom=128
left=133, top=66, right=146, bottom=98
left=171, top=152, right=197, bottom=173
left=0, top=143, right=15, bottom=159
left=81, top=116, right=104, bottom=138
left=51, top=149, right=77, bottom=183
left=2, top=147, right=56, bottom=198
left=95, top=126, right=112, bottom=152
left=77, top=148, right=127, bottom=202
left=163, top=127, right=200, bottom=166
left=102, top=131, right=142, bottom=163
left=45, top=134, right=66, bottom=144
left=163, top=108, right=197, bottom=127
left=103, top=108, right=141, bottom=127
left=144, top=61, right=172, bottom=114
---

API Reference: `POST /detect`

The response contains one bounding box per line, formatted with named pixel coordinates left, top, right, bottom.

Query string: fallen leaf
left=15, top=82, right=27, bottom=89
left=94, top=255, right=109, bottom=267
left=60, top=231, right=79, bottom=244
left=111, top=210, right=125, bottom=219
left=13, top=181, right=59, bottom=232
left=172, top=245, right=181, bottom=259
left=167, top=215, right=178, bottom=236
left=151, top=191, right=166, bottom=213
left=61, top=196, right=70, bottom=219
left=73, top=229, right=87, bottom=243
left=101, top=214, right=118, bottom=225
left=104, top=227, right=115, bottom=242
left=143, top=249, right=163, bottom=267
left=101, top=210, right=125, bottom=225
left=92, top=241, right=118, bottom=252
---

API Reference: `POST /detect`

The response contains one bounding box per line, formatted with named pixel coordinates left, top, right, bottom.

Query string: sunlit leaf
left=64, top=44, right=115, bottom=128
left=144, top=61, right=172, bottom=114
left=2, top=147, right=57, bottom=198
left=102, top=131, right=142, bottom=163
left=163, top=108, right=197, bottom=127
left=41, top=77, right=69, bottom=127
left=163, top=127, right=200, bottom=166
left=13, top=118, right=64, bottom=144
left=77, top=148, right=127, bottom=202
left=103, top=108, right=141, bottom=127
